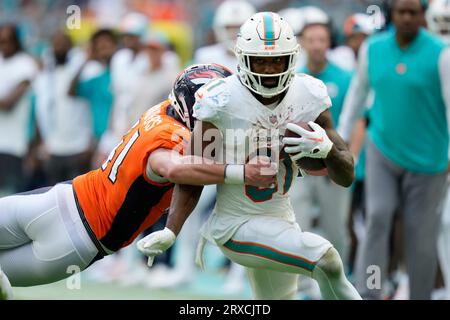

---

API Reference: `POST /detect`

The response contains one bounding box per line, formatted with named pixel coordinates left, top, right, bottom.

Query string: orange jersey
left=73, top=101, right=190, bottom=251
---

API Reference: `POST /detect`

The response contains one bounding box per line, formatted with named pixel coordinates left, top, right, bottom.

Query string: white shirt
left=0, top=52, right=38, bottom=157
left=34, top=50, right=92, bottom=156
left=126, top=61, right=180, bottom=126
left=100, top=48, right=180, bottom=154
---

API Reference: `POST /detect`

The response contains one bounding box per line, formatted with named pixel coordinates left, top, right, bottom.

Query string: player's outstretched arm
left=315, top=110, right=355, bottom=187
left=158, top=121, right=276, bottom=230
left=138, top=120, right=277, bottom=264
left=148, top=149, right=276, bottom=187
left=147, top=123, right=277, bottom=187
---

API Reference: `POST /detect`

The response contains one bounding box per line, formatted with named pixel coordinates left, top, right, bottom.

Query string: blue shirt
left=76, top=69, right=113, bottom=140
left=367, top=28, right=448, bottom=173
left=298, top=62, right=352, bottom=127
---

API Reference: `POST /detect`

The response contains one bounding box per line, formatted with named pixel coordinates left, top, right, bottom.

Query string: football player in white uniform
left=139, top=12, right=361, bottom=300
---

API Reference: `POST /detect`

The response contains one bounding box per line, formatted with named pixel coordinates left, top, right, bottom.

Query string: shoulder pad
left=196, top=78, right=230, bottom=105
left=298, top=74, right=329, bottom=101
left=144, top=119, right=189, bottom=154
left=193, top=79, right=231, bottom=122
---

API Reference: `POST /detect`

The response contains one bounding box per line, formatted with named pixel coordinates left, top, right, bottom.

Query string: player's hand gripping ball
left=282, top=121, right=330, bottom=176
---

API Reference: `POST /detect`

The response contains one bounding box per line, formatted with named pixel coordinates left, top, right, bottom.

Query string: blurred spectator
left=194, top=0, right=255, bottom=72
left=286, top=0, right=385, bottom=41
left=34, top=31, right=93, bottom=185
left=125, top=32, right=180, bottom=126
left=98, top=12, right=151, bottom=157
left=329, top=13, right=384, bottom=71
left=0, top=23, right=38, bottom=196
left=339, top=0, right=450, bottom=299
left=69, top=29, right=118, bottom=148
left=287, top=6, right=331, bottom=70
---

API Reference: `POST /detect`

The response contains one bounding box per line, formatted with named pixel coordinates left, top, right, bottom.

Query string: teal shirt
left=367, top=28, right=448, bottom=173
left=76, top=69, right=113, bottom=140
left=355, top=109, right=371, bottom=182
left=298, top=62, right=352, bottom=127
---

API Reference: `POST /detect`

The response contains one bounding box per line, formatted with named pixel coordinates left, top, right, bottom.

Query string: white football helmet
left=278, top=8, right=305, bottom=36
left=299, top=6, right=330, bottom=26
left=235, top=12, right=300, bottom=98
left=213, top=0, right=256, bottom=50
left=426, top=0, right=450, bottom=44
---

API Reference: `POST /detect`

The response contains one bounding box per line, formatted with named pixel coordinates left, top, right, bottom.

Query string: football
left=283, top=122, right=327, bottom=171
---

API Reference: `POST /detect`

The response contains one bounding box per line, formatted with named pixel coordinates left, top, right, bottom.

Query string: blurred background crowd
left=1, top=0, right=450, bottom=300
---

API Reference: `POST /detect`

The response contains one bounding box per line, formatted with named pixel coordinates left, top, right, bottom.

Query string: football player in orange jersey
left=0, top=64, right=277, bottom=299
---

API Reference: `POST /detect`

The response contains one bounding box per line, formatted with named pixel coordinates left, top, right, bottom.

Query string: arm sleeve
left=337, top=41, right=371, bottom=142
left=438, top=47, right=450, bottom=158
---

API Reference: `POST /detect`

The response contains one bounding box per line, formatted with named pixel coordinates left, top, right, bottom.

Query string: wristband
left=224, top=164, right=245, bottom=184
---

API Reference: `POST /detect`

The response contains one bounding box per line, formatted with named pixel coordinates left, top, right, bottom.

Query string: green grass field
left=11, top=243, right=254, bottom=300
left=12, top=270, right=253, bottom=300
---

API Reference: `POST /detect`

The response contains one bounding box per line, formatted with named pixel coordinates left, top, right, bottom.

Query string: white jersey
left=0, top=52, right=38, bottom=157
left=194, top=43, right=238, bottom=73
left=193, top=74, right=331, bottom=244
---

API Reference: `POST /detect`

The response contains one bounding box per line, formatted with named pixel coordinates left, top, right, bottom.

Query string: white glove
left=136, top=227, right=176, bottom=267
left=282, top=121, right=333, bottom=161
